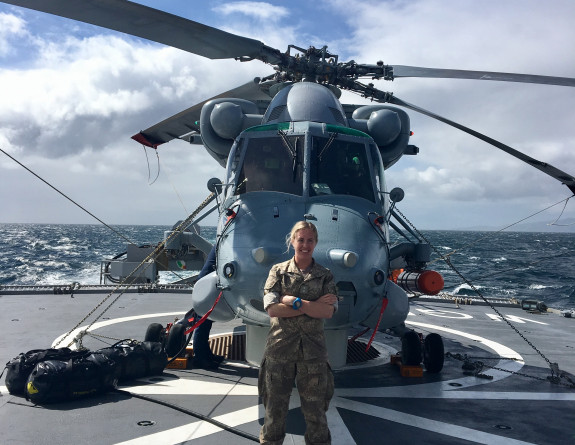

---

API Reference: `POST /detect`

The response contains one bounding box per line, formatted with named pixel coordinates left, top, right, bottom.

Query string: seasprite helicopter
left=5, top=0, right=574, bottom=370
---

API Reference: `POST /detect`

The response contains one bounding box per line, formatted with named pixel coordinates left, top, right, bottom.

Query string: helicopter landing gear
left=165, top=323, right=187, bottom=357
left=400, top=330, right=444, bottom=373
left=144, top=322, right=188, bottom=357
left=144, top=322, right=166, bottom=343
left=401, top=331, right=422, bottom=366
left=423, top=333, right=445, bottom=373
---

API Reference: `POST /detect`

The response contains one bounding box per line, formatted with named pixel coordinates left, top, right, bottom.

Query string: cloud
left=0, top=0, right=573, bottom=229
left=322, top=0, right=575, bottom=219
left=0, top=6, right=261, bottom=224
left=0, top=27, right=258, bottom=157
left=0, top=11, right=27, bottom=56
left=213, top=1, right=290, bottom=22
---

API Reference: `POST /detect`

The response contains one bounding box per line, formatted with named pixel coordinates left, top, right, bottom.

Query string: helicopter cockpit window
left=310, top=136, right=375, bottom=201
left=235, top=135, right=303, bottom=196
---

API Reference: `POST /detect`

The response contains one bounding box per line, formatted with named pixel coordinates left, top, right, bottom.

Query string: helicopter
left=2, top=0, right=575, bottom=371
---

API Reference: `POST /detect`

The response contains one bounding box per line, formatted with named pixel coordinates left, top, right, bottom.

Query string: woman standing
left=259, top=221, right=338, bottom=445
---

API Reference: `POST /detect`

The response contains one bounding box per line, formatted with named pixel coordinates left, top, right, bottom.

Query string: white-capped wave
left=528, top=283, right=552, bottom=290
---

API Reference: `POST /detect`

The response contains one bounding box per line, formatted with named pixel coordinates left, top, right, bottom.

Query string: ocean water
left=0, top=224, right=216, bottom=286
left=420, top=230, right=575, bottom=310
left=0, top=224, right=573, bottom=309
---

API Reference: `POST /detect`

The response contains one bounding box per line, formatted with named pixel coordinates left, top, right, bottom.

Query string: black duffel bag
left=98, top=339, right=167, bottom=381
left=25, top=351, right=117, bottom=404
left=4, top=348, right=89, bottom=396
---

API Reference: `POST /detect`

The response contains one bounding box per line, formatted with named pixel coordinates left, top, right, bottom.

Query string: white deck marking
left=413, top=308, right=474, bottom=319
left=406, top=320, right=525, bottom=383
left=485, top=314, right=549, bottom=325
left=52, top=313, right=570, bottom=444
left=333, top=397, right=539, bottom=445
left=52, top=312, right=183, bottom=348
left=0, top=385, right=11, bottom=409
left=336, top=386, right=575, bottom=401
left=114, top=406, right=260, bottom=445
left=327, top=398, right=357, bottom=444
left=504, top=314, right=548, bottom=325
left=122, top=376, right=258, bottom=396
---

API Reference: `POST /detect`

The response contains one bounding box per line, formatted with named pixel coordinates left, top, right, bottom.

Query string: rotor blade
left=132, top=80, right=271, bottom=148
left=391, top=65, right=575, bottom=87
left=2, top=0, right=281, bottom=62
left=388, top=95, right=575, bottom=194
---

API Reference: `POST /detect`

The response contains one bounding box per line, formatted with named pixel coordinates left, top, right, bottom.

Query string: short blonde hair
left=286, top=221, right=318, bottom=251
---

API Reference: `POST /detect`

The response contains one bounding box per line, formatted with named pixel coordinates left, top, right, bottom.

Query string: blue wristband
left=292, top=297, right=302, bottom=310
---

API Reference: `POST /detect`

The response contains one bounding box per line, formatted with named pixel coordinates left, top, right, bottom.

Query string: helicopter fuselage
left=192, top=118, right=409, bottom=333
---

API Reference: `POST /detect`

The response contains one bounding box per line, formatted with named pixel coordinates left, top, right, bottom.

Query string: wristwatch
left=292, top=297, right=302, bottom=310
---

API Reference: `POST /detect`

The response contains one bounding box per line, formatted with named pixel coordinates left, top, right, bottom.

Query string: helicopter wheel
left=144, top=322, right=166, bottom=343
left=165, top=323, right=187, bottom=357
left=423, top=333, right=445, bottom=373
left=401, top=330, right=422, bottom=366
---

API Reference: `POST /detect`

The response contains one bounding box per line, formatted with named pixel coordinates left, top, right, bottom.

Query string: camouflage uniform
left=259, top=258, right=337, bottom=445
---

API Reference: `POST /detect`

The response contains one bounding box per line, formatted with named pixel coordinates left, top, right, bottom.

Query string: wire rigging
left=548, top=195, right=575, bottom=226
left=157, top=151, right=190, bottom=216
left=1, top=145, right=219, bottom=346
left=428, top=195, right=575, bottom=265
left=54, top=191, right=216, bottom=348
left=113, top=389, right=260, bottom=442
left=0, top=147, right=133, bottom=245
left=393, top=205, right=570, bottom=385
left=142, top=145, right=161, bottom=185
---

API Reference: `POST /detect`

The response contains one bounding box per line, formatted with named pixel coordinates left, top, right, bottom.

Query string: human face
left=291, top=228, right=317, bottom=265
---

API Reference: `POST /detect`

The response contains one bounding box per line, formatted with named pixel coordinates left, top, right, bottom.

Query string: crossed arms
left=266, top=293, right=337, bottom=319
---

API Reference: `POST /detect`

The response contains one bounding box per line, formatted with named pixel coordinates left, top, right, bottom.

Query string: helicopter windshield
left=310, top=136, right=375, bottom=201
left=235, top=135, right=303, bottom=195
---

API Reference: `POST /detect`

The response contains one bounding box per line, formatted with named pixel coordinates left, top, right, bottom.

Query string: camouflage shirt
left=263, top=257, right=337, bottom=361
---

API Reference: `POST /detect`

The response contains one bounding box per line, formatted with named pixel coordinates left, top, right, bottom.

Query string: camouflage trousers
left=258, top=355, right=334, bottom=445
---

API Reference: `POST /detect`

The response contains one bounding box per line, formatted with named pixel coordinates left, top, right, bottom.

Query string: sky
left=0, top=0, right=574, bottom=230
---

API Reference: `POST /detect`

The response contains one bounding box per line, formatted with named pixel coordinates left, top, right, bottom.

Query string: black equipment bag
left=25, top=351, right=117, bottom=404
left=4, top=348, right=88, bottom=396
left=98, top=339, right=167, bottom=381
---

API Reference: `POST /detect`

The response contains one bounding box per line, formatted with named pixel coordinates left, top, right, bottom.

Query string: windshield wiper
left=278, top=130, right=299, bottom=181
left=318, top=132, right=338, bottom=161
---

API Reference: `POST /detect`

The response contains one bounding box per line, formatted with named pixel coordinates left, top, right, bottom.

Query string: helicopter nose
left=328, top=249, right=358, bottom=268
